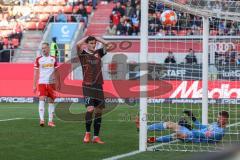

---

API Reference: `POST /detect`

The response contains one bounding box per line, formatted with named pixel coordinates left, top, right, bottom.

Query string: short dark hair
left=42, top=42, right=49, bottom=46
left=85, top=36, right=96, bottom=43
left=219, top=111, right=229, bottom=118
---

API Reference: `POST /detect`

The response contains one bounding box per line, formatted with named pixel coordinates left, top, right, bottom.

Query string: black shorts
left=83, top=84, right=105, bottom=108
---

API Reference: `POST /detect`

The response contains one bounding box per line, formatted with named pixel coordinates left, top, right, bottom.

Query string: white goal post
left=139, top=0, right=240, bottom=152
left=139, top=0, right=149, bottom=152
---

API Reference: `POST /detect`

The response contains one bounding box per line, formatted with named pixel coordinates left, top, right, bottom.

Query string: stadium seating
left=0, top=0, right=95, bottom=49
left=178, top=30, right=187, bottom=36
left=107, top=0, right=240, bottom=36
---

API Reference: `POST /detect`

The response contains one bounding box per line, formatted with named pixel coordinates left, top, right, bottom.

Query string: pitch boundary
left=0, top=118, right=24, bottom=122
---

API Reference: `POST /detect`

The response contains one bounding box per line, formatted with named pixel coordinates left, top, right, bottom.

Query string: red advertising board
left=110, top=41, right=240, bottom=53
left=0, top=64, right=239, bottom=99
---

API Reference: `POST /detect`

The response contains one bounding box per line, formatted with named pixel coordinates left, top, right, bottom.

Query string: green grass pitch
left=0, top=103, right=239, bottom=160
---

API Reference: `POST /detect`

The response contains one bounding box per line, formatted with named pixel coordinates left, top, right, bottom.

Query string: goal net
left=141, top=0, right=240, bottom=152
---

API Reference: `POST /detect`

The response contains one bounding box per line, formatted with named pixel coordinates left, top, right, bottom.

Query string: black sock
left=85, top=112, right=93, bottom=132
left=94, top=113, right=102, bottom=136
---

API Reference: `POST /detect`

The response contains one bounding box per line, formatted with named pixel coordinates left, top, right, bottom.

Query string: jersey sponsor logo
left=42, top=63, right=54, bottom=68
left=87, top=59, right=99, bottom=65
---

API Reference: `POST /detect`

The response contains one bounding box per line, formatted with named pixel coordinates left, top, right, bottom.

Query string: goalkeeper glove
left=147, top=137, right=156, bottom=143
left=183, top=110, right=197, bottom=122
left=178, top=117, right=192, bottom=130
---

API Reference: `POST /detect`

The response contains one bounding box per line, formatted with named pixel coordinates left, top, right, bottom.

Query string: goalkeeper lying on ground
left=140, top=110, right=229, bottom=143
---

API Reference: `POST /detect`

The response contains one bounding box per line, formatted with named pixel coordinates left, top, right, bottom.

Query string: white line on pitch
left=22, top=118, right=137, bottom=123
left=0, top=118, right=24, bottom=122
left=0, top=107, right=35, bottom=109
left=103, top=121, right=240, bottom=160
left=102, top=150, right=142, bottom=160
left=147, top=140, right=179, bottom=151
left=102, top=140, right=180, bottom=160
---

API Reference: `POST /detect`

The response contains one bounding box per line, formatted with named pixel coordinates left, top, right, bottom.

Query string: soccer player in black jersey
left=76, top=36, right=112, bottom=144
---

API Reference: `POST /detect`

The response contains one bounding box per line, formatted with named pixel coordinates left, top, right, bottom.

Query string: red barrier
left=0, top=64, right=34, bottom=96
left=0, top=64, right=240, bottom=98
left=110, top=41, right=240, bottom=53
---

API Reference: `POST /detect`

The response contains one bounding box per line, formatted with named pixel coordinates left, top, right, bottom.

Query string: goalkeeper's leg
left=148, top=121, right=181, bottom=132
left=149, top=132, right=191, bottom=143
left=135, top=117, right=168, bottom=131
left=148, top=122, right=168, bottom=131
left=156, top=134, right=176, bottom=142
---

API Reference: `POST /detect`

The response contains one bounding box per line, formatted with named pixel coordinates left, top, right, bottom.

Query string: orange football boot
left=83, top=132, right=91, bottom=143
left=92, top=136, right=105, bottom=144
left=48, top=122, right=56, bottom=127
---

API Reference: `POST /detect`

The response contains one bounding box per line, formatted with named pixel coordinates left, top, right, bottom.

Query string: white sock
left=39, top=101, right=45, bottom=121
left=48, top=103, right=55, bottom=122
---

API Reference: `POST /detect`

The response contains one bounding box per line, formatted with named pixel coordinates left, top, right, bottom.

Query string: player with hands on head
left=76, top=36, right=112, bottom=144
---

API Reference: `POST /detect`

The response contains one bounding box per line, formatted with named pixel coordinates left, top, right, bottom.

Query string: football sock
left=94, top=113, right=102, bottom=136
left=39, top=100, right=45, bottom=121
left=48, top=103, right=55, bottom=122
left=148, top=121, right=167, bottom=131
left=85, top=111, right=93, bottom=132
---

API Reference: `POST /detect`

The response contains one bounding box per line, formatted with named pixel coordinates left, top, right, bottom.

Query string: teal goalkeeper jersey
left=190, top=121, right=226, bottom=143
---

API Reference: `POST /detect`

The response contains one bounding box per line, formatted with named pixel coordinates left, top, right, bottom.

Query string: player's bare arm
left=33, top=68, right=39, bottom=93
left=95, top=37, right=112, bottom=52
left=54, top=68, right=61, bottom=91
left=76, top=36, right=88, bottom=55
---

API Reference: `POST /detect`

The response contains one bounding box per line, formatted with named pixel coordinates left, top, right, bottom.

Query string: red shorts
left=38, top=84, right=56, bottom=100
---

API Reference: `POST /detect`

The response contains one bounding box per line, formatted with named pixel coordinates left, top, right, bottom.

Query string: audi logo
left=209, top=42, right=235, bottom=52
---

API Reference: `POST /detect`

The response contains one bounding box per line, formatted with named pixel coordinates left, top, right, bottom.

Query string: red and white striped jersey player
left=33, top=42, right=60, bottom=127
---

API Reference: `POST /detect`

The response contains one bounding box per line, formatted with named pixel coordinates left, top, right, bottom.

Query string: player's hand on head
left=106, top=42, right=113, bottom=52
